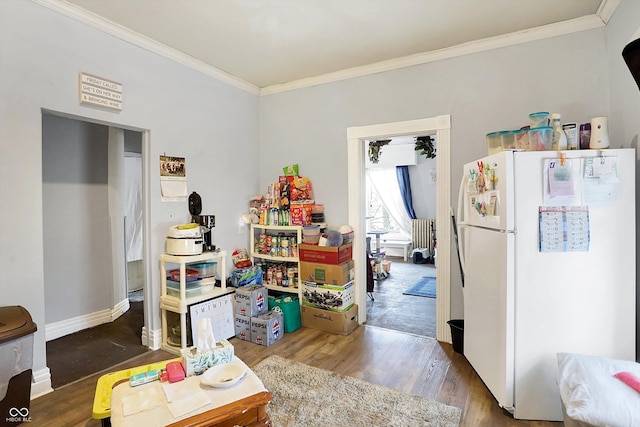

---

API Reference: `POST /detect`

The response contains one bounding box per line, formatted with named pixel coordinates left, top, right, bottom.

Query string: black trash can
left=0, top=306, right=37, bottom=425
left=447, top=319, right=464, bottom=354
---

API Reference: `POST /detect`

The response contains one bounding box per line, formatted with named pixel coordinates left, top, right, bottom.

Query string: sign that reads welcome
left=79, top=72, right=122, bottom=111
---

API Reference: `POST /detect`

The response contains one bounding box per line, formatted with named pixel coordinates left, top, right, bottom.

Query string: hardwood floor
left=30, top=325, right=562, bottom=426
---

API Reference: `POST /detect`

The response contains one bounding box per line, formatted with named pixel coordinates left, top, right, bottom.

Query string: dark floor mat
left=46, top=301, right=148, bottom=388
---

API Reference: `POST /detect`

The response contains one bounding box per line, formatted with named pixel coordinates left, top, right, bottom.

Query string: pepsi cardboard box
left=302, top=280, right=355, bottom=312
left=250, top=311, right=284, bottom=347
left=234, top=313, right=251, bottom=341
left=299, top=260, right=355, bottom=285
left=301, top=304, right=358, bottom=335
left=235, top=285, right=268, bottom=317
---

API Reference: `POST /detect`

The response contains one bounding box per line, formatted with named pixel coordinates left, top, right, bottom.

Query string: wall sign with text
left=78, top=72, right=122, bottom=111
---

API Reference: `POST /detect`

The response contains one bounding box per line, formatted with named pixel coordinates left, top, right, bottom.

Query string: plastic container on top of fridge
left=528, top=126, right=553, bottom=151
left=500, top=130, right=517, bottom=150
left=486, top=132, right=502, bottom=155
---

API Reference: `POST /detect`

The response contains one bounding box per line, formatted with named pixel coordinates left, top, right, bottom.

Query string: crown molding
left=261, top=14, right=606, bottom=95
left=34, top=0, right=260, bottom=95
left=596, top=0, right=620, bottom=24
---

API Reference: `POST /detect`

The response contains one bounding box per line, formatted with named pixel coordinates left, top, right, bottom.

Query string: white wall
left=0, top=0, right=259, bottom=381
left=411, top=154, right=437, bottom=220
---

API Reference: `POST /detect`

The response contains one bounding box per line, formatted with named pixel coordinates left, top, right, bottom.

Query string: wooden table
left=166, top=391, right=271, bottom=427
left=94, top=357, right=271, bottom=427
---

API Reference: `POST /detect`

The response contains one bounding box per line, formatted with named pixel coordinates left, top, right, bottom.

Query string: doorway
left=41, top=112, right=150, bottom=387
left=347, top=115, right=452, bottom=343
left=364, top=136, right=438, bottom=337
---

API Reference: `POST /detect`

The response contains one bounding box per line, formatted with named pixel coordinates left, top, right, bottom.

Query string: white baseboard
left=45, top=298, right=130, bottom=342
left=144, top=327, right=162, bottom=351
left=30, top=368, right=53, bottom=399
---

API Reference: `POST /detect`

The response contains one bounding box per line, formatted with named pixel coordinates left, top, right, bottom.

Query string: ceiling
left=57, top=0, right=615, bottom=93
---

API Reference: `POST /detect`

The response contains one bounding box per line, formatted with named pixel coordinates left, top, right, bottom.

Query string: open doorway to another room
left=42, top=113, right=148, bottom=389
left=364, top=136, right=438, bottom=338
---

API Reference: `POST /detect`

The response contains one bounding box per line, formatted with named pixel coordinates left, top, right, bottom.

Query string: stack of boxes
left=234, top=285, right=284, bottom=346
left=299, top=242, right=359, bottom=335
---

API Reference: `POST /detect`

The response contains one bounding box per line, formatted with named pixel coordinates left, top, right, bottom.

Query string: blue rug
left=403, top=276, right=436, bottom=298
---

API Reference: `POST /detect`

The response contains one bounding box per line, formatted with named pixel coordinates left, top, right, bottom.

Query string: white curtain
left=124, top=156, right=143, bottom=261
left=367, top=167, right=411, bottom=239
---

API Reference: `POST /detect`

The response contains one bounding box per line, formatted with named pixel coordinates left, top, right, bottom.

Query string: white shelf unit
left=249, top=224, right=303, bottom=296
left=159, top=250, right=232, bottom=355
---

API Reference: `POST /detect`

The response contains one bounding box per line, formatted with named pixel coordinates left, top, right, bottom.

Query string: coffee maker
left=188, top=191, right=216, bottom=252
left=198, top=214, right=215, bottom=251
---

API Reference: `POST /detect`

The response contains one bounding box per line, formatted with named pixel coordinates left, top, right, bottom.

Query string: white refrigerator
left=457, top=148, right=636, bottom=421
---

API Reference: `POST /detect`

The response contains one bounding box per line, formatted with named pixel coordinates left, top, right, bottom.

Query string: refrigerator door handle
left=456, top=175, right=468, bottom=280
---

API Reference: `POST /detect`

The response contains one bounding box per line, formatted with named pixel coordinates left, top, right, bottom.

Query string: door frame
left=347, top=115, right=452, bottom=342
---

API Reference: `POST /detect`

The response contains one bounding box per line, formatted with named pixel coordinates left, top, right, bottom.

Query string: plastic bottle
left=551, top=113, right=567, bottom=150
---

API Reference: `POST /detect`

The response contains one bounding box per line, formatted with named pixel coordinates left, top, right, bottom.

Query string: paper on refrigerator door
left=543, top=159, right=581, bottom=206
left=583, top=157, right=620, bottom=204
left=538, top=206, right=590, bottom=252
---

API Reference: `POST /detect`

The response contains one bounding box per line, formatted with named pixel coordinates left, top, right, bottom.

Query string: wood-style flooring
left=31, top=325, right=562, bottom=427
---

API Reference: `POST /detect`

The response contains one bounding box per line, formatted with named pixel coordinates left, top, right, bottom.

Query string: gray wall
left=605, top=0, right=640, bottom=359
left=0, top=0, right=259, bottom=377
left=258, top=0, right=640, bottom=351
left=259, top=28, right=612, bottom=318
left=42, top=115, right=113, bottom=323
left=1, top=0, right=639, bottom=383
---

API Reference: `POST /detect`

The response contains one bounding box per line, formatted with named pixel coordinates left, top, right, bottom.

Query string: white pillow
left=557, top=352, right=640, bottom=426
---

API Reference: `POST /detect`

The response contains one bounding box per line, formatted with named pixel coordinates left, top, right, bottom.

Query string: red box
left=299, top=243, right=353, bottom=265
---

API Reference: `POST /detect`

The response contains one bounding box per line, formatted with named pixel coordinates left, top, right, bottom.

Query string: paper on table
left=121, top=387, right=163, bottom=417
left=166, top=391, right=211, bottom=419
left=161, top=381, right=192, bottom=403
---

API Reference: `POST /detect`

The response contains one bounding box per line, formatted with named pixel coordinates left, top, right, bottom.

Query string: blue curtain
left=396, top=166, right=417, bottom=219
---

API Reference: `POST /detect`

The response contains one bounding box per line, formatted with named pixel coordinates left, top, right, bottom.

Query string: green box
left=268, top=295, right=301, bottom=333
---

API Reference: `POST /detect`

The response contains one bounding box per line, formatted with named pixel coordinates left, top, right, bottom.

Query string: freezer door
left=461, top=151, right=514, bottom=231
left=462, top=225, right=515, bottom=412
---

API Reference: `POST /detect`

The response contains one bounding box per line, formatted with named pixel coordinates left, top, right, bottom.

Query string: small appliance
left=589, top=116, right=610, bottom=149
left=165, top=223, right=203, bottom=255
left=188, top=191, right=216, bottom=252
left=197, top=214, right=216, bottom=251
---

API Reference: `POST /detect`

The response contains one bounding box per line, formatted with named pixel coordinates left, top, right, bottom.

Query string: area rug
left=252, top=355, right=460, bottom=426
left=403, top=276, right=436, bottom=298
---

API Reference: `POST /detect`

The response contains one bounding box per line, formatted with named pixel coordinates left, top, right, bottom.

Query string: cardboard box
left=234, top=313, right=251, bottom=341
left=301, top=304, right=358, bottom=335
left=235, top=285, right=268, bottom=317
left=250, top=311, right=284, bottom=347
left=300, top=260, right=355, bottom=285
left=180, top=339, right=234, bottom=376
left=301, top=280, right=354, bottom=312
left=299, top=243, right=353, bottom=264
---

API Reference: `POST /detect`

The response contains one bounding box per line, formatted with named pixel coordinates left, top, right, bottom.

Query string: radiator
left=412, top=219, right=436, bottom=254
